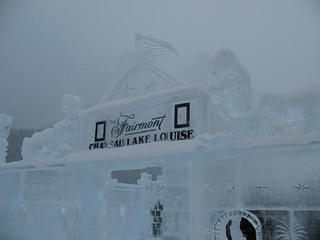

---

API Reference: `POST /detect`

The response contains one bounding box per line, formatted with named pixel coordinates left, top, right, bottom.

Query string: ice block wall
left=0, top=144, right=195, bottom=240
left=0, top=140, right=319, bottom=240
left=189, top=142, right=320, bottom=240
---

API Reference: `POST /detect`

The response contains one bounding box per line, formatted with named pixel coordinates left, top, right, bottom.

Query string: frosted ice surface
left=22, top=94, right=83, bottom=160
left=0, top=113, right=13, bottom=163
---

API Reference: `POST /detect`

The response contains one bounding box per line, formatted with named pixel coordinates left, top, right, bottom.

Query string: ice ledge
left=0, top=140, right=198, bottom=170
left=1, top=133, right=319, bottom=170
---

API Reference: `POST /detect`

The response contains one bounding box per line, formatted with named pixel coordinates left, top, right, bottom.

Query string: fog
left=0, top=0, right=319, bottom=128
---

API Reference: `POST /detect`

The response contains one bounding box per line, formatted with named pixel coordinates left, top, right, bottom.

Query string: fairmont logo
left=111, top=114, right=165, bottom=138
left=89, top=102, right=193, bottom=150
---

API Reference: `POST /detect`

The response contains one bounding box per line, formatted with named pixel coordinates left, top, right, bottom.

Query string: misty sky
left=0, top=0, right=319, bottom=128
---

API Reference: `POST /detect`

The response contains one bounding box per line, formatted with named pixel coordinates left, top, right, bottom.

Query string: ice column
left=0, top=113, right=13, bottom=163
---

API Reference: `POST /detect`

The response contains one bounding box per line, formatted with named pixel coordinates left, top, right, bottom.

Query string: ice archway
left=214, top=210, right=262, bottom=240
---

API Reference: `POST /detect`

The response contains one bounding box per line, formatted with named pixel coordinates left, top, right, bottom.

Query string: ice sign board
left=80, top=86, right=209, bottom=150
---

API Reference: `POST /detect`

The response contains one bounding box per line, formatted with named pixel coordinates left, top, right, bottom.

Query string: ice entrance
left=108, top=166, right=164, bottom=240
left=214, top=210, right=262, bottom=240
left=225, top=217, right=247, bottom=240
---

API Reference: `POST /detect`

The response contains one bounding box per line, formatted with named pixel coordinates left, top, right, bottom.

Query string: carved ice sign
left=81, top=86, right=209, bottom=151
left=88, top=102, right=194, bottom=150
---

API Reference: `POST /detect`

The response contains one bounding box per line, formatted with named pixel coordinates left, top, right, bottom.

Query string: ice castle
left=0, top=34, right=319, bottom=240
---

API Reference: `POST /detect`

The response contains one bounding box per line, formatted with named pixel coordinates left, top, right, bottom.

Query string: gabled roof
left=99, top=34, right=181, bottom=103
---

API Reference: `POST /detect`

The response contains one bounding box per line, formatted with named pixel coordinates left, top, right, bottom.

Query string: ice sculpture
left=209, top=49, right=252, bottom=119
left=0, top=113, right=13, bottom=163
left=202, top=49, right=253, bottom=136
left=100, top=33, right=179, bottom=102
left=22, top=94, right=83, bottom=160
left=1, top=34, right=320, bottom=240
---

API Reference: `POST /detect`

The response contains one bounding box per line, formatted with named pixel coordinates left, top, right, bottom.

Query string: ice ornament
left=21, top=94, right=83, bottom=160
left=0, top=113, right=13, bottom=163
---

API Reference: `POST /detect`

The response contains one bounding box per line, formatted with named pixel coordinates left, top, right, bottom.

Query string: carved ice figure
left=228, top=218, right=247, bottom=240
left=209, top=49, right=252, bottom=119
left=207, top=49, right=252, bottom=134
left=0, top=113, right=13, bottom=163
left=100, top=34, right=179, bottom=102
left=22, top=94, right=83, bottom=160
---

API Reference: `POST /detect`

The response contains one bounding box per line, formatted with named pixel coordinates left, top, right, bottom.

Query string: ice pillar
left=0, top=113, right=13, bottom=163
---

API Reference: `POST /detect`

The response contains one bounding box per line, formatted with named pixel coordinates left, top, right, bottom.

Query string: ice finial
left=99, top=34, right=180, bottom=102
left=0, top=113, right=13, bottom=163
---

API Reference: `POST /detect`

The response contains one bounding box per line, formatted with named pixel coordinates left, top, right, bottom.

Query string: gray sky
left=0, top=0, right=319, bottom=128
